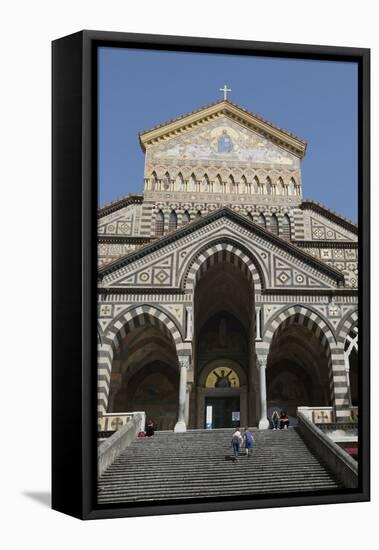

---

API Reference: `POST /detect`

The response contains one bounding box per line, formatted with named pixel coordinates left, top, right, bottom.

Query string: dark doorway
left=205, top=396, right=240, bottom=428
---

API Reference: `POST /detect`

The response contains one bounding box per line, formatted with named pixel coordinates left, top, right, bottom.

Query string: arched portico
left=187, top=242, right=258, bottom=428
left=258, top=305, right=351, bottom=425
left=97, top=305, right=188, bottom=431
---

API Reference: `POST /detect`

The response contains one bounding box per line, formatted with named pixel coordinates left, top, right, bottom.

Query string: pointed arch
left=282, top=214, right=291, bottom=240
left=266, top=177, right=272, bottom=195
left=241, top=175, right=248, bottom=194
left=202, top=173, right=210, bottom=192
left=188, top=173, right=197, bottom=192
left=269, top=214, right=279, bottom=236
left=214, top=174, right=223, bottom=193
left=168, top=210, right=177, bottom=232
left=277, top=177, right=284, bottom=196
left=253, top=176, right=259, bottom=194
left=163, top=171, right=171, bottom=190
left=289, top=178, right=296, bottom=196
left=175, top=172, right=185, bottom=191
left=182, top=210, right=191, bottom=225
left=155, top=209, right=164, bottom=236
left=150, top=171, right=158, bottom=191
left=257, top=213, right=266, bottom=228
left=228, top=174, right=235, bottom=193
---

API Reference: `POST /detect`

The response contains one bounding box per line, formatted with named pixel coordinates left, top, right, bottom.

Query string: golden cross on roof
left=219, top=84, right=231, bottom=100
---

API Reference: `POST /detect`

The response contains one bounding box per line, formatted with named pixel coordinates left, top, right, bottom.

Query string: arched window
left=188, top=174, right=197, bottom=192
left=150, top=172, right=158, bottom=191
left=253, top=176, right=259, bottom=194
left=155, top=210, right=164, bottom=236
left=163, top=172, right=171, bottom=190
left=282, top=214, right=291, bottom=240
left=289, top=178, right=296, bottom=196
left=214, top=174, right=223, bottom=193
left=269, top=214, right=279, bottom=236
left=228, top=175, right=235, bottom=193
left=196, top=210, right=202, bottom=218
left=176, top=173, right=185, bottom=191
left=247, top=211, right=254, bottom=221
left=266, top=177, right=272, bottom=195
left=202, top=174, right=210, bottom=192
left=257, top=213, right=266, bottom=228
left=277, top=177, right=284, bottom=196
left=182, top=210, right=191, bottom=225
left=241, top=175, right=247, bottom=194
left=168, top=210, right=177, bottom=232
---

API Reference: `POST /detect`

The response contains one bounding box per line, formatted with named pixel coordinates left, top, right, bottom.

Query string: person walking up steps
left=243, top=428, right=255, bottom=457
left=231, top=428, right=243, bottom=462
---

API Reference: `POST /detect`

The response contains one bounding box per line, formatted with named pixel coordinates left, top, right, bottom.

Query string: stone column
left=255, top=307, right=262, bottom=340
left=258, top=355, right=269, bottom=429
left=174, top=356, right=191, bottom=432
left=185, top=382, right=192, bottom=425
left=344, top=350, right=352, bottom=408
left=185, top=307, right=193, bottom=341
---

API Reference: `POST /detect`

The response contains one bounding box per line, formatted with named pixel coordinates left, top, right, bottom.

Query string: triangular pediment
left=145, top=115, right=301, bottom=171
left=139, top=100, right=306, bottom=159
left=98, top=208, right=345, bottom=292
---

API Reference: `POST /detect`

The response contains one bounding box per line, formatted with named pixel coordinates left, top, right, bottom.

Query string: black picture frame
left=52, top=30, right=370, bottom=520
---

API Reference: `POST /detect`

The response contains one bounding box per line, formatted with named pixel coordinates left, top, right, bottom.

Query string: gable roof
left=98, top=207, right=344, bottom=285
left=98, top=193, right=143, bottom=218
left=139, top=100, right=307, bottom=159
left=300, top=200, right=358, bottom=234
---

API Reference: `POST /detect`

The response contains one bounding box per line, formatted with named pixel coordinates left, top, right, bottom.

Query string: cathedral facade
left=97, top=99, right=358, bottom=433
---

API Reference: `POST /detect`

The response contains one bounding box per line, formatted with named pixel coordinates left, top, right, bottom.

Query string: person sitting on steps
left=271, top=409, right=280, bottom=430
left=279, top=410, right=290, bottom=429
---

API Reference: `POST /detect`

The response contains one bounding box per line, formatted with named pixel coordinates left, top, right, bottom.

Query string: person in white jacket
left=231, top=428, right=243, bottom=461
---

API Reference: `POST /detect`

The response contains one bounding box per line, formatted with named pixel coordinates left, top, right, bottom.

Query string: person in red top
left=280, top=410, right=290, bottom=429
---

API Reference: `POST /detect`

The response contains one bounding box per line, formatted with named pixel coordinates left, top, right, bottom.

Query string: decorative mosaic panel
left=98, top=204, right=141, bottom=236
left=300, top=246, right=358, bottom=288
left=146, top=116, right=300, bottom=172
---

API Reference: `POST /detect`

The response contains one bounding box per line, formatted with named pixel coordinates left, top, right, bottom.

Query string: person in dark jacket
left=145, top=418, right=155, bottom=436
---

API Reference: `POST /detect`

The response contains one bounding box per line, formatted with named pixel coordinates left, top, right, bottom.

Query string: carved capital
left=257, top=355, right=268, bottom=369
left=179, top=355, right=191, bottom=370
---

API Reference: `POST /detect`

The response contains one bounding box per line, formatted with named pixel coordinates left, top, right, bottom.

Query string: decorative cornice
left=98, top=287, right=185, bottom=295
left=98, top=236, right=152, bottom=245
left=263, top=288, right=358, bottom=297
left=139, top=100, right=307, bottom=159
left=97, top=206, right=344, bottom=284
left=98, top=193, right=144, bottom=218
left=300, top=200, right=358, bottom=234
left=295, top=240, right=358, bottom=249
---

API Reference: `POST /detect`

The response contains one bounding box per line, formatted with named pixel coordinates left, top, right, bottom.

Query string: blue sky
left=98, top=47, right=357, bottom=222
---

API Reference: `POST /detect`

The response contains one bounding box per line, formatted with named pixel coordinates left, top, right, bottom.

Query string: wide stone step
left=97, top=427, right=341, bottom=503
left=98, top=481, right=340, bottom=502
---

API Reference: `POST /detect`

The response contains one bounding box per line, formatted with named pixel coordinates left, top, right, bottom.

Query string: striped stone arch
left=263, top=305, right=337, bottom=350
left=182, top=239, right=265, bottom=292
left=337, top=309, right=358, bottom=344
left=97, top=305, right=183, bottom=415
left=262, top=305, right=351, bottom=420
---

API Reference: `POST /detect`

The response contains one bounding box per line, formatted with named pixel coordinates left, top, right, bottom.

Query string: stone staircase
left=97, top=428, right=342, bottom=503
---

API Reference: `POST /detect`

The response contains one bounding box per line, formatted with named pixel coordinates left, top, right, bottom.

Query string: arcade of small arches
left=145, top=171, right=301, bottom=197
left=154, top=208, right=292, bottom=239
left=99, top=250, right=357, bottom=432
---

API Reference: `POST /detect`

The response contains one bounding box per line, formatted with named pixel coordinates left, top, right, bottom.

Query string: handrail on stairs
left=296, top=410, right=358, bottom=489
left=98, top=412, right=146, bottom=477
